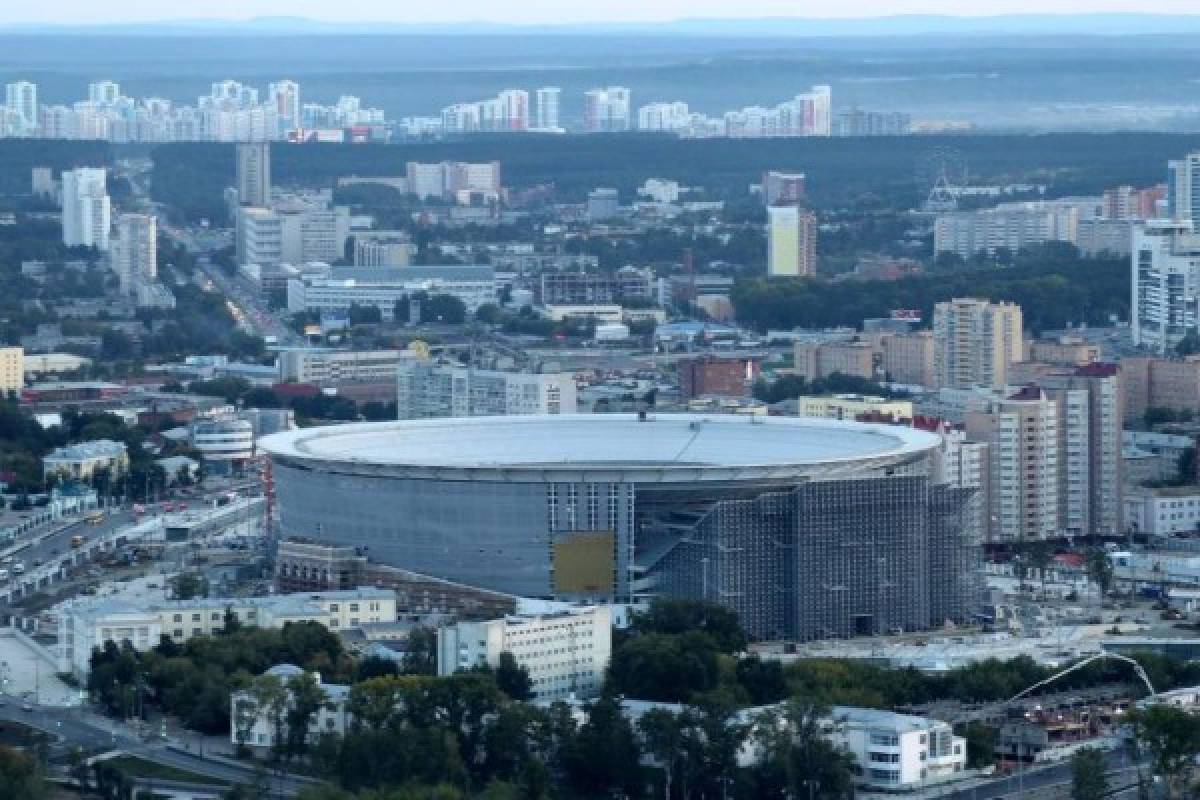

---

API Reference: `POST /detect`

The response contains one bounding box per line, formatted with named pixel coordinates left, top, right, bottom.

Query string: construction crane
left=1006, top=651, right=1157, bottom=706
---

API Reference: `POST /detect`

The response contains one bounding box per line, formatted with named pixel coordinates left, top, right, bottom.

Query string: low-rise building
left=830, top=706, right=967, bottom=790
left=43, top=439, right=129, bottom=482
left=278, top=348, right=404, bottom=385
left=436, top=606, right=611, bottom=701
left=230, top=664, right=351, bottom=752
left=1125, top=487, right=1200, bottom=537
left=59, top=587, right=397, bottom=679
left=793, top=394, right=914, bottom=422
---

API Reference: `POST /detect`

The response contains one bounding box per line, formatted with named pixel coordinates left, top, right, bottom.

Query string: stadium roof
left=260, top=414, right=939, bottom=482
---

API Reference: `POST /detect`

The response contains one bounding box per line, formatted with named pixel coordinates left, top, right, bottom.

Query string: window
left=192, top=613, right=201, bottom=622
left=349, top=604, right=359, bottom=612
left=173, top=614, right=182, bottom=623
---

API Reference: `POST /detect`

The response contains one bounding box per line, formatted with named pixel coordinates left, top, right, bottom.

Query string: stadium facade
left=260, top=414, right=980, bottom=641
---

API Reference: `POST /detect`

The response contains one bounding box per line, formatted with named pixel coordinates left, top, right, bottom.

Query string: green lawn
left=105, top=755, right=229, bottom=786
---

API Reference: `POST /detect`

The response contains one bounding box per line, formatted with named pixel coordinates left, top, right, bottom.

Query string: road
left=940, top=748, right=1148, bottom=800
left=0, top=702, right=318, bottom=795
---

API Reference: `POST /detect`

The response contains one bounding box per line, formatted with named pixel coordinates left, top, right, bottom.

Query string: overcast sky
left=12, top=0, right=1200, bottom=25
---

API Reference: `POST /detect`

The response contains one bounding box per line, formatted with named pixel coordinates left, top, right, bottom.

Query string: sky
left=12, top=0, right=1200, bottom=26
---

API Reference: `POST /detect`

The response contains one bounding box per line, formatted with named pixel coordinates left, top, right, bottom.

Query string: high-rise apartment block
left=112, top=213, right=157, bottom=295
left=583, top=87, right=631, bottom=133
left=965, top=387, right=1060, bottom=543
left=268, top=80, right=300, bottom=129
left=396, top=359, right=577, bottom=419
left=88, top=81, right=120, bottom=107
left=1132, top=218, right=1200, bottom=354
left=534, top=87, right=561, bottom=131
left=637, top=102, right=691, bottom=132
left=932, top=298, right=1024, bottom=390
left=61, top=167, right=110, bottom=251
left=767, top=206, right=817, bottom=277
left=762, top=171, right=806, bottom=206
left=236, top=142, right=271, bottom=207
left=5, top=81, right=37, bottom=134
left=1168, top=153, right=1200, bottom=226
left=881, top=331, right=936, bottom=386
left=0, top=346, right=24, bottom=394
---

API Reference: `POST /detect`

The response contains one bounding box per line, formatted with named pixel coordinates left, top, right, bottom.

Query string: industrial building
left=260, top=414, right=980, bottom=641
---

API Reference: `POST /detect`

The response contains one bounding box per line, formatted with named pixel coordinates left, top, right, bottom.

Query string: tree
left=633, top=598, right=747, bottom=653
left=1071, top=746, right=1109, bottom=800
left=170, top=571, right=209, bottom=600
left=403, top=627, right=438, bottom=675
left=1085, top=548, right=1114, bottom=602
left=608, top=631, right=722, bottom=703
left=494, top=652, right=532, bottom=702
left=248, top=674, right=289, bottom=761
left=565, top=693, right=643, bottom=798
left=0, top=745, right=48, bottom=800
left=639, top=708, right=687, bottom=800
left=749, top=699, right=857, bottom=800
left=1130, top=704, right=1200, bottom=798
left=956, top=721, right=997, bottom=769
left=424, top=293, right=467, bottom=325
left=284, top=671, right=331, bottom=761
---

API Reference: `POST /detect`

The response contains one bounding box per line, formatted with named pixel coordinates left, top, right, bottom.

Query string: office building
left=287, top=265, right=496, bottom=320
left=830, top=707, right=966, bottom=791
left=586, top=188, right=620, bottom=222
left=762, top=171, right=806, bottom=206
left=1125, top=487, right=1200, bottom=537
left=238, top=198, right=350, bottom=268
left=535, top=87, right=561, bottom=131
left=261, top=415, right=978, bottom=641
left=437, top=606, right=612, bottom=701
left=396, top=358, right=577, bottom=418
left=767, top=206, right=817, bottom=277
left=191, top=408, right=255, bottom=473
left=353, top=233, right=412, bottom=267
left=60, top=587, right=396, bottom=679
left=5, top=81, right=37, bottom=134
left=236, top=142, right=271, bottom=207
left=111, top=213, right=157, bottom=294
left=0, top=347, right=23, bottom=394
left=43, top=439, right=129, bottom=482
left=404, top=161, right=502, bottom=201
left=539, top=268, right=653, bottom=306
left=677, top=356, right=759, bottom=399
left=231, top=664, right=351, bottom=752
left=583, top=87, right=632, bottom=132
left=61, top=168, right=110, bottom=250
left=965, top=387, right=1060, bottom=543
left=1132, top=219, right=1200, bottom=354
left=932, top=298, right=1024, bottom=390
left=278, top=349, right=403, bottom=385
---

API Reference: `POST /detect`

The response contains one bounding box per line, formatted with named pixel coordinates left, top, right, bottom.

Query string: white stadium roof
left=260, top=414, right=939, bottom=483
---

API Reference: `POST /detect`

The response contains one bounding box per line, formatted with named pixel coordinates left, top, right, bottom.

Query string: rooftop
left=259, top=413, right=939, bottom=480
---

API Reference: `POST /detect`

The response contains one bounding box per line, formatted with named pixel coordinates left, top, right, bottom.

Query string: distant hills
left=7, top=13, right=1200, bottom=37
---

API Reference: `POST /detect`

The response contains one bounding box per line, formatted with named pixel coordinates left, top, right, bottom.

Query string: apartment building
left=43, top=439, right=129, bottom=482
left=932, top=298, right=1024, bottom=390
left=1121, top=355, right=1200, bottom=421
left=287, top=266, right=496, bottom=321
left=61, top=167, right=110, bottom=250
left=278, top=348, right=403, bottom=386
left=767, top=205, right=817, bottom=277
left=0, top=346, right=23, bottom=394
left=436, top=606, right=612, bottom=701
left=793, top=339, right=880, bottom=382
left=793, top=394, right=914, bottom=421
left=60, top=587, right=397, bottom=678
left=965, top=387, right=1060, bottom=543
left=881, top=331, right=935, bottom=386
left=396, top=358, right=577, bottom=418
left=1132, top=219, right=1200, bottom=354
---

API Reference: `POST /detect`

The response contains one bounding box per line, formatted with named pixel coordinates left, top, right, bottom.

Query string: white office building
left=61, top=167, right=111, bottom=250
left=1132, top=218, right=1200, bottom=354
left=830, top=706, right=966, bottom=790
left=60, top=587, right=396, bottom=679
left=437, top=606, right=611, bottom=701
left=287, top=266, right=496, bottom=321
left=397, top=358, right=577, bottom=418
left=191, top=407, right=255, bottom=472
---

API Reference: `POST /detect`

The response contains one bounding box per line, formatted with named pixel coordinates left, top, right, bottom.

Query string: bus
left=84, top=511, right=104, bottom=526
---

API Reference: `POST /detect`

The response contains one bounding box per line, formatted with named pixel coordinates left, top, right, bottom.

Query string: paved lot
left=0, top=629, right=79, bottom=706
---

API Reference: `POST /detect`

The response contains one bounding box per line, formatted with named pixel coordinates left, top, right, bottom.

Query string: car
left=21, top=704, right=32, bottom=712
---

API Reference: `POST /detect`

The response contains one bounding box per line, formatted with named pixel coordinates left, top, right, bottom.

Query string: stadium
left=260, top=414, right=980, bottom=641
